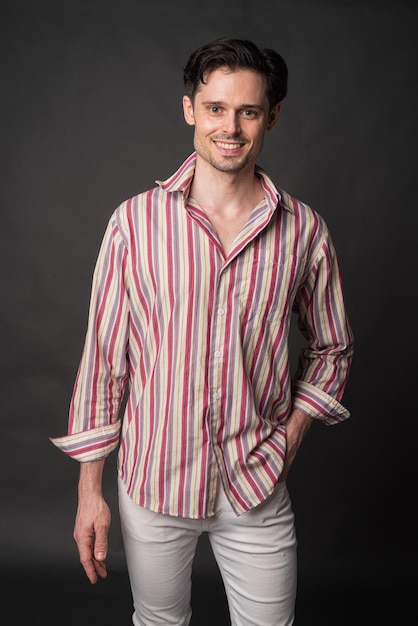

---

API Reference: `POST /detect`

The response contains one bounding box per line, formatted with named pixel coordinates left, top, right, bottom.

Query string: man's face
left=183, top=67, right=280, bottom=175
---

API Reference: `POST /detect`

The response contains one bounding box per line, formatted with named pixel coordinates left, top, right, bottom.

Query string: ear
left=183, top=95, right=195, bottom=126
left=266, top=103, right=281, bottom=131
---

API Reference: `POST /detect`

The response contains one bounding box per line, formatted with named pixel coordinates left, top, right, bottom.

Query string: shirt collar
left=156, top=153, right=295, bottom=215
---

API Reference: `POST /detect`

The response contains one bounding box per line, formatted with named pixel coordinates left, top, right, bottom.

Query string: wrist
left=78, top=459, right=106, bottom=497
left=286, top=409, right=313, bottom=445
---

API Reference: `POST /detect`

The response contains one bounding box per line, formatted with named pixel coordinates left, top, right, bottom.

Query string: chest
left=127, top=205, right=307, bottom=331
left=205, top=209, right=252, bottom=257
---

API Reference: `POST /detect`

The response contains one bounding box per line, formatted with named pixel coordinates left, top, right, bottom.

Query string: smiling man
left=183, top=67, right=278, bottom=175
left=52, top=38, right=353, bottom=626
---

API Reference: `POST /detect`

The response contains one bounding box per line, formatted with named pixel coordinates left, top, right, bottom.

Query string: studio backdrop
left=1, top=1, right=416, bottom=624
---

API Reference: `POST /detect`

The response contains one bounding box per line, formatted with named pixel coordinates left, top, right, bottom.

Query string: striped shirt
left=51, top=153, right=353, bottom=518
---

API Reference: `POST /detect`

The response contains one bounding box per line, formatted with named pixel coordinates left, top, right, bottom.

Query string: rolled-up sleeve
left=51, top=212, right=130, bottom=461
left=292, top=226, right=354, bottom=424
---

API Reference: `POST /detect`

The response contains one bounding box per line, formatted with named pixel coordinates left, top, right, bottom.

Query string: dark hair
left=183, top=37, right=288, bottom=109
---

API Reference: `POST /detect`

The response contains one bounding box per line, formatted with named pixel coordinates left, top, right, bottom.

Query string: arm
left=51, top=210, right=129, bottom=460
left=280, top=221, right=353, bottom=479
left=73, top=459, right=111, bottom=584
left=292, top=223, right=354, bottom=424
left=51, top=211, right=130, bottom=578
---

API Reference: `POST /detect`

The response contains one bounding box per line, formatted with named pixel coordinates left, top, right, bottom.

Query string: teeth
left=216, top=142, right=242, bottom=149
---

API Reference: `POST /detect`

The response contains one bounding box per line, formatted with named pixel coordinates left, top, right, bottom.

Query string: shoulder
left=257, top=166, right=328, bottom=237
left=278, top=187, right=327, bottom=232
left=113, top=184, right=165, bottom=226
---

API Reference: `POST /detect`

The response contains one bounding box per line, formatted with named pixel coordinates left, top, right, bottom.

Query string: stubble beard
left=195, top=138, right=252, bottom=174
left=209, top=153, right=251, bottom=173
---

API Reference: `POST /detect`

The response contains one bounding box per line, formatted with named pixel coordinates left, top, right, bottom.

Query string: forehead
left=196, top=67, right=269, bottom=105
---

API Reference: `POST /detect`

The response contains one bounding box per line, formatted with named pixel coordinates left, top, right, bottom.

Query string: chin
left=211, top=156, right=249, bottom=173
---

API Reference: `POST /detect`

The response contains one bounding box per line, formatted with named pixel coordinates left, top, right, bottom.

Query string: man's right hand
left=74, top=459, right=110, bottom=584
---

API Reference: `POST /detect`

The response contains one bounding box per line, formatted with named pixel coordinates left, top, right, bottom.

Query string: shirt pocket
left=238, top=253, right=306, bottom=325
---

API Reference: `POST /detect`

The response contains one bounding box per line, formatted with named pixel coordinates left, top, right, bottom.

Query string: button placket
left=208, top=270, right=228, bottom=410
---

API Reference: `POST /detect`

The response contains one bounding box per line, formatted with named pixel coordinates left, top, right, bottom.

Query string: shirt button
left=213, top=391, right=220, bottom=400
left=218, top=307, right=225, bottom=316
left=214, top=350, right=221, bottom=358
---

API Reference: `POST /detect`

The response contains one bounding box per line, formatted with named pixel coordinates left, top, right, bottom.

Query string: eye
left=241, top=109, right=258, bottom=118
left=208, top=106, right=222, bottom=114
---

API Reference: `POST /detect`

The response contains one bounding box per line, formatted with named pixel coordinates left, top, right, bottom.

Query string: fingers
left=77, top=535, right=108, bottom=584
left=77, top=539, right=97, bottom=584
left=73, top=489, right=111, bottom=584
left=74, top=519, right=109, bottom=584
left=92, top=556, right=108, bottom=581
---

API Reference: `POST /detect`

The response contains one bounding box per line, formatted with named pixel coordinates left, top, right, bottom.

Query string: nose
left=222, top=111, right=241, bottom=135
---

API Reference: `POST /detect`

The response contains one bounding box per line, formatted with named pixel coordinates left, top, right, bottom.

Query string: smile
left=214, top=141, right=245, bottom=150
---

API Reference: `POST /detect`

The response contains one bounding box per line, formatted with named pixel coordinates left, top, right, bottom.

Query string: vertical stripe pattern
left=51, top=153, right=353, bottom=518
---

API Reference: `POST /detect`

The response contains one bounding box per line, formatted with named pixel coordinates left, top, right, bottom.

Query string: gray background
left=1, top=0, right=416, bottom=623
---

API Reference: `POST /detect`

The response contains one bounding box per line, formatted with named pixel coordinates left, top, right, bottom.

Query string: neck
left=190, top=156, right=263, bottom=212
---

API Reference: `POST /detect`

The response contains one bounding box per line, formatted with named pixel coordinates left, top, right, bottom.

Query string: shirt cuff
left=50, top=421, right=121, bottom=462
left=292, top=380, right=350, bottom=425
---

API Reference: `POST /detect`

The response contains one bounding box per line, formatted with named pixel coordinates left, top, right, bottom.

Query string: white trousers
left=118, top=477, right=297, bottom=626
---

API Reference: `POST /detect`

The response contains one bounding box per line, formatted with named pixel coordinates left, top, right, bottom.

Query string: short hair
left=183, top=37, right=288, bottom=109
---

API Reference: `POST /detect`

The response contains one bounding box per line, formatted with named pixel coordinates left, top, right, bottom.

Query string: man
left=52, top=37, right=353, bottom=625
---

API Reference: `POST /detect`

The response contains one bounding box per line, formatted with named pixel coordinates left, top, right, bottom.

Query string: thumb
left=94, top=530, right=108, bottom=561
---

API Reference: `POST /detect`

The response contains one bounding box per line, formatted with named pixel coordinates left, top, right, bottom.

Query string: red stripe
left=57, top=155, right=353, bottom=518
